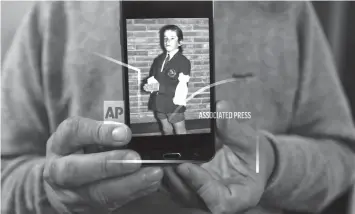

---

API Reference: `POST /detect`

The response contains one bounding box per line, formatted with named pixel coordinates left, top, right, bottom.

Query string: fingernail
left=122, top=152, right=141, bottom=171
left=216, top=102, right=223, bottom=112
left=216, top=101, right=225, bottom=111
left=123, top=152, right=140, bottom=161
left=145, top=168, right=163, bottom=183
left=216, top=116, right=228, bottom=129
left=149, top=181, right=161, bottom=190
left=112, top=126, right=128, bottom=142
left=150, top=180, right=160, bottom=188
left=144, top=181, right=161, bottom=193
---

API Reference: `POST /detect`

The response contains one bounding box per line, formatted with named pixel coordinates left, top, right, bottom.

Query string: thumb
left=215, top=100, right=256, bottom=154
left=215, top=100, right=233, bottom=137
left=215, top=100, right=233, bottom=150
left=177, top=163, right=221, bottom=212
left=177, top=163, right=212, bottom=191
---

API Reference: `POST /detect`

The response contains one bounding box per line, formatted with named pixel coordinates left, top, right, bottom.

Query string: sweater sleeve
left=1, top=3, right=57, bottom=214
left=260, top=2, right=355, bottom=212
left=173, top=73, right=190, bottom=106
left=173, top=59, right=191, bottom=106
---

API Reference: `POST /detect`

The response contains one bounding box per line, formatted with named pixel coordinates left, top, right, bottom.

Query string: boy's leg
left=160, top=118, right=174, bottom=135
left=155, top=111, right=174, bottom=135
left=169, top=113, right=187, bottom=135
left=172, top=120, right=187, bottom=134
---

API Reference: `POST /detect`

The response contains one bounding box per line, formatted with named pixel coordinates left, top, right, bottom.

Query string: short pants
left=155, top=111, right=185, bottom=124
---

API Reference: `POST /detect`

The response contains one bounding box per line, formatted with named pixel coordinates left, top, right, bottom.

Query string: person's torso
left=155, top=52, right=187, bottom=97
left=152, top=52, right=189, bottom=113
left=40, top=1, right=303, bottom=213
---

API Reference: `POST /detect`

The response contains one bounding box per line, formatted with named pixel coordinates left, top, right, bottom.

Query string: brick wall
left=127, top=18, right=211, bottom=124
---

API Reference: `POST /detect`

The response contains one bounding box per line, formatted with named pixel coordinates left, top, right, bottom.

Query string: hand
left=143, top=83, right=151, bottom=92
left=144, top=83, right=159, bottom=93
left=43, top=117, right=163, bottom=213
left=163, top=101, right=276, bottom=214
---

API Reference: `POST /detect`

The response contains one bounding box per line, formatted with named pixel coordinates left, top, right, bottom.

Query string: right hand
left=143, top=83, right=159, bottom=93
left=43, top=117, right=163, bottom=213
left=143, top=83, right=151, bottom=92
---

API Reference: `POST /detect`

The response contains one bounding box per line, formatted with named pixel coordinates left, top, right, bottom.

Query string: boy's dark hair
left=159, top=25, right=184, bottom=52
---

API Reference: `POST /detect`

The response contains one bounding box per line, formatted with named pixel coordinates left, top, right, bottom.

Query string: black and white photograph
left=126, top=18, right=212, bottom=136
left=1, top=1, right=355, bottom=214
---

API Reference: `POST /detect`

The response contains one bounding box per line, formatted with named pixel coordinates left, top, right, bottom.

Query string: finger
left=163, top=167, right=206, bottom=208
left=44, top=167, right=163, bottom=213
left=44, top=150, right=141, bottom=187
left=177, top=163, right=222, bottom=211
left=81, top=167, right=163, bottom=207
left=48, top=117, right=132, bottom=155
left=178, top=163, right=256, bottom=214
left=215, top=100, right=256, bottom=153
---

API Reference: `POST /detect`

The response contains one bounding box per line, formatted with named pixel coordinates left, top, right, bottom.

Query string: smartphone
left=121, top=1, right=215, bottom=164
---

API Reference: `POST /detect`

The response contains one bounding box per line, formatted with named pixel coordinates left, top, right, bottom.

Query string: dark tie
left=162, top=54, right=170, bottom=72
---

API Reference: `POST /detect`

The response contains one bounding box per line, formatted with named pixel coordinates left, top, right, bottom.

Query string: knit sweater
left=2, top=1, right=355, bottom=214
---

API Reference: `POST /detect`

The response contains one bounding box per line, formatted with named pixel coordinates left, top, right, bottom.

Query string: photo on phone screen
left=121, top=1, right=215, bottom=162
left=126, top=18, right=211, bottom=137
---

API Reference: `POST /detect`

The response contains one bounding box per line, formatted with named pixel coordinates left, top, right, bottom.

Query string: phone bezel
left=120, top=1, right=216, bottom=164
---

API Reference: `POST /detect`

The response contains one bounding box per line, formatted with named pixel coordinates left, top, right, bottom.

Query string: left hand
left=163, top=100, right=276, bottom=214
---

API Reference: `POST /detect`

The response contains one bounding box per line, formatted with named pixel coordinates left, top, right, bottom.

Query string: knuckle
left=60, top=116, right=81, bottom=134
left=94, top=122, right=105, bottom=143
left=43, top=158, right=58, bottom=185
left=48, top=117, right=82, bottom=154
left=99, top=153, right=111, bottom=178
left=196, top=181, right=213, bottom=198
left=53, top=160, right=76, bottom=186
left=43, top=155, right=55, bottom=175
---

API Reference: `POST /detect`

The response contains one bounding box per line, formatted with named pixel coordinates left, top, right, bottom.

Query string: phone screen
left=121, top=1, right=215, bottom=163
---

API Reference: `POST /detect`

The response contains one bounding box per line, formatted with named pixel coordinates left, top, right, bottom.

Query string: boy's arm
left=181, top=58, right=191, bottom=76
left=173, top=59, right=191, bottom=106
left=148, top=58, right=159, bottom=79
left=146, top=58, right=159, bottom=84
left=1, top=3, right=58, bottom=214
left=259, top=2, right=355, bottom=212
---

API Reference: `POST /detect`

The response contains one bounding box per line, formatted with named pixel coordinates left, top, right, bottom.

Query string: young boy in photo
left=144, top=25, right=191, bottom=135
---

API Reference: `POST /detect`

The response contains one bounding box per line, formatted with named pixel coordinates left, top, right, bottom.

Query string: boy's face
left=164, top=30, right=181, bottom=53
